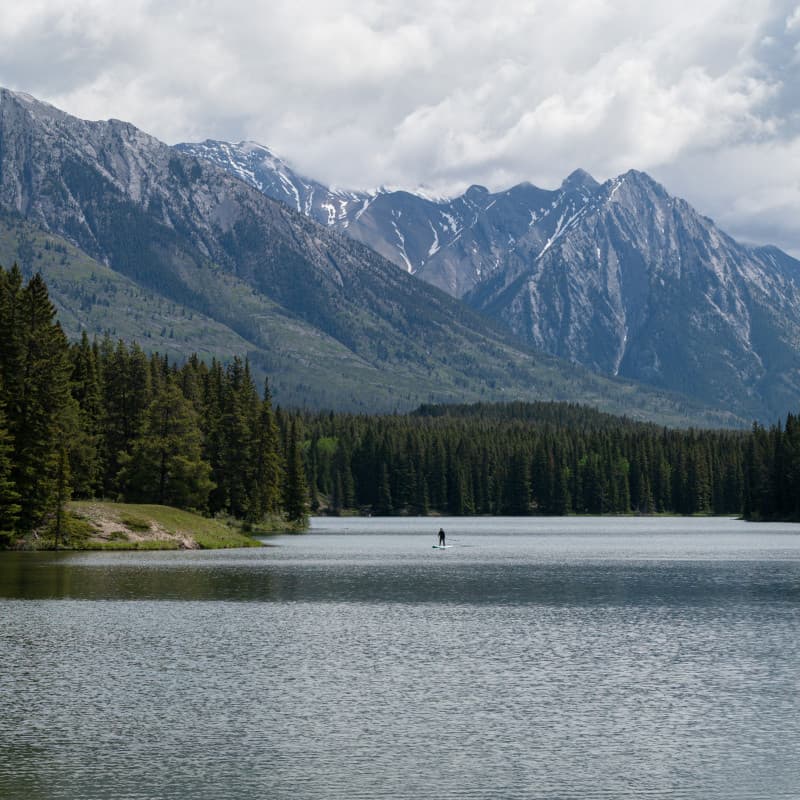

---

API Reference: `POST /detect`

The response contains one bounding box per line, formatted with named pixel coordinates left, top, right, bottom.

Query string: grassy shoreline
left=10, top=502, right=288, bottom=550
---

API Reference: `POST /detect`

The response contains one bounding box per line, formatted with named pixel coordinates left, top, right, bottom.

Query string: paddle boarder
left=438, top=527, right=446, bottom=547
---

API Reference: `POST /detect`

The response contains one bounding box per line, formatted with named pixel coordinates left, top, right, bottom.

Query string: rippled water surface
left=2, top=516, right=800, bottom=799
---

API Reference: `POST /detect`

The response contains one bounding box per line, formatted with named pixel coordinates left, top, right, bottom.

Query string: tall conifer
left=283, top=419, right=309, bottom=523
left=69, top=332, right=104, bottom=497
left=119, top=382, right=214, bottom=509
left=12, top=274, right=73, bottom=531
left=0, top=404, right=20, bottom=539
left=249, top=379, right=282, bottom=521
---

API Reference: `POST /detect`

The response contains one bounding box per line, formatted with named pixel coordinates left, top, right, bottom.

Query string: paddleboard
left=432, top=544, right=453, bottom=549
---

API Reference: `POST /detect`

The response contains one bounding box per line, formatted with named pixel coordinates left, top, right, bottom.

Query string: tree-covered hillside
left=0, top=264, right=305, bottom=545
left=300, top=405, right=747, bottom=516
left=2, top=269, right=797, bottom=544
left=300, top=402, right=799, bottom=519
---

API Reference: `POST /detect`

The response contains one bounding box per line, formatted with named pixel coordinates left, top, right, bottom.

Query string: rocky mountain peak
left=2, top=87, right=732, bottom=423
left=561, top=168, right=599, bottom=192
left=605, top=169, right=670, bottom=205
left=464, top=184, right=490, bottom=202
left=465, top=163, right=800, bottom=420
left=172, top=126, right=800, bottom=422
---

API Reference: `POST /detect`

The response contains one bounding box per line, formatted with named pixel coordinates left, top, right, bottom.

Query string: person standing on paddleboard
left=438, top=528, right=446, bottom=546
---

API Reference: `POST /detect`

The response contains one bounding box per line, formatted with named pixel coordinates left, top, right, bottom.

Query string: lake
left=2, top=516, right=800, bottom=799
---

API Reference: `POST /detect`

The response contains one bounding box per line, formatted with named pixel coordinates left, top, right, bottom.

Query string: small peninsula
left=16, top=502, right=265, bottom=550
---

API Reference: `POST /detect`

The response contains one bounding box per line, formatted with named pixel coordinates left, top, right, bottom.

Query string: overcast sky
left=2, top=0, right=800, bottom=253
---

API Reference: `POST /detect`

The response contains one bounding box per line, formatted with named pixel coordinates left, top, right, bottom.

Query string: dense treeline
left=301, top=409, right=748, bottom=516
left=302, top=405, right=800, bottom=519
left=299, top=406, right=798, bottom=520
left=1, top=266, right=798, bottom=540
left=0, top=264, right=307, bottom=543
left=743, top=417, right=800, bottom=521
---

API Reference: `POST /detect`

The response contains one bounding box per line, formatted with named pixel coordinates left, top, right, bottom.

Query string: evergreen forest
left=300, top=404, right=799, bottom=520
left=0, top=264, right=304, bottom=544
left=1, top=265, right=798, bottom=546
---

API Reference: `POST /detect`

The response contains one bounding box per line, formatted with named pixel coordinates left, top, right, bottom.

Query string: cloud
left=1, top=0, right=799, bottom=253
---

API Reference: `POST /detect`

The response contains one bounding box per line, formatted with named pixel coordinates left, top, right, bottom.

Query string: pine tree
left=374, top=462, right=394, bottom=515
left=69, top=332, right=104, bottom=497
left=11, top=274, right=74, bottom=531
left=306, top=444, right=319, bottom=512
left=580, top=453, right=605, bottom=514
left=333, top=440, right=356, bottom=509
left=283, top=419, right=309, bottom=523
left=118, top=382, right=214, bottom=509
left=52, top=407, right=76, bottom=548
left=331, top=471, right=344, bottom=515
left=201, top=359, right=227, bottom=514
left=687, top=445, right=711, bottom=514
left=220, top=357, right=257, bottom=518
left=503, top=450, right=531, bottom=515
left=783, top=413, right=800, bottom=518
left=248, top=379, right=282, bottom=521
left=100, top=339, right=151, bottom=496
left=0, top=404, right=21, bottom=540
left=0, top=265, right=24, bottom=413
left=743, top=424, right=771, bottom=519
left=552, top=465, right=571, bottom=515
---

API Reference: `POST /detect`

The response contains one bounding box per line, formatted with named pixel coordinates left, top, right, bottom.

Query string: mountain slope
left=0, top=207, right=252, bottom=360
left=467, top=170, right=800, bottom=421
left=176, top=139, right=570, bottom=296
left=182, top=139, right=800, bottom=421
left=175, top=139, right=373, bottom=228
left=0, top=88, right=732, bottom=424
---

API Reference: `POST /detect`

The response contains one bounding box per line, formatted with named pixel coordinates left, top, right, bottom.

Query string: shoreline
left=6, top=502, right=274, bottom=551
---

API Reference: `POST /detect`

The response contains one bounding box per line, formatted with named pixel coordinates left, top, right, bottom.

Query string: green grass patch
left=242, top=514, right=307, bottom=535
left=118, top=514, right=151, bottom=532
left=67, top=501, right=264, bottom=549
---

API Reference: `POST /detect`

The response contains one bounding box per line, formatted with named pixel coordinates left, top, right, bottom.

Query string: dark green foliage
left=0, top=404, right=20, bottom=538
left=99, top=338, right=151, bottom=495
left=0, top=267, right=290, bottom=539
left=219, top=357, right=258, bottom=518
left=1, top=266, right=799, bottom=535
left=68, top=332, right=103, bottom=497
left=5, top=270, right=74, bottom=530
left=283, top=419, right=309, bottom=523
left=249, top=380, right=282, bottom=521
left=300, top=402, right=751, bottom=517
left=742, top=413, right=800, bottom=520
left=118, top=382, right=213, bottom=509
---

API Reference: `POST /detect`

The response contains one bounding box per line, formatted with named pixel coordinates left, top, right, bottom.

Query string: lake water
left=2, top=516, right=800, bottom=799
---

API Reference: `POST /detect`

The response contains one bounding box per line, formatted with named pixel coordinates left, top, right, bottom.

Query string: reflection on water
left=1, top=517, right=800, bottom=799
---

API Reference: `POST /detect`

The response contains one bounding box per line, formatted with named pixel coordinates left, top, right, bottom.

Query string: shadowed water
left=1, top=516, right=800, bottom=799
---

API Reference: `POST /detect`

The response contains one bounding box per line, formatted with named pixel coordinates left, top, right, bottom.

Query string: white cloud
left=0, top=0, right=799, bottom=253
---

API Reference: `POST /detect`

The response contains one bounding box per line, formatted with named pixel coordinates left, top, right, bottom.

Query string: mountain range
left=178, top=139, right=800, bottom=422
left=0, top=87, right=731, bottom=426
left=0, top=87, right=796, bottom=424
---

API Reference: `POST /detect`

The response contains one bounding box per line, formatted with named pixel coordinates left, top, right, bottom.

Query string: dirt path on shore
left=72, top=503, right=199, bottom=549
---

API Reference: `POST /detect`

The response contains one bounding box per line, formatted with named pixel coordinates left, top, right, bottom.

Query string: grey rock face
left=3, top=87, right=725, bottom=423
left=5, top=89, right=796, bottom=421
left=182, top=137, right=800, bottom=421
left=176, top=139, right=564, bottom=296
left=468, top=170, right=800, bottom=420
left=175, top=140, right=372, bottom=228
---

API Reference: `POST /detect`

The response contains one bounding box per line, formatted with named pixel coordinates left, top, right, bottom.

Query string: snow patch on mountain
left=427, top=220, right=440, bottom=257
left=391, top=223, right=413, bottom=272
